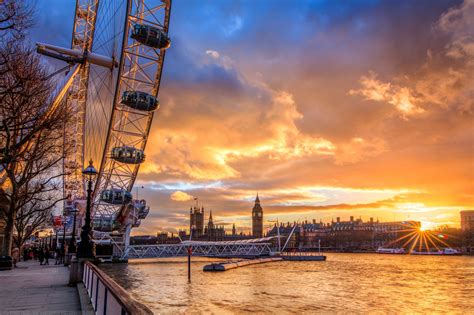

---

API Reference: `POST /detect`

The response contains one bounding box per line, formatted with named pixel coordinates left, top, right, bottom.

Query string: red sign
left=53, top=216, right=63, bottom=227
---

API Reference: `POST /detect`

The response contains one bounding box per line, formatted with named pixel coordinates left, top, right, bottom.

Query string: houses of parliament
left=189, top=194, right=263, bottom=241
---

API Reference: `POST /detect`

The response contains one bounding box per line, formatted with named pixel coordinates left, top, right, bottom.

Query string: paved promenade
left=0, top=260, right=82, bottom=314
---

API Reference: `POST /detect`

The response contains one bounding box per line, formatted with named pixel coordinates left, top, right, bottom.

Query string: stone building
left=461, top=210, right=474, bottom=254
left=190, top=205, right=204, bottom=238
left=461, top=210, right=474, bottom=231
left=204, top=211, right=226, bottom=241
left=268, top=217, right=421, bottom=251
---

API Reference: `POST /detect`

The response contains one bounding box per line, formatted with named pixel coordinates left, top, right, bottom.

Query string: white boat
left=411, top=248, right=461, bottom=255
left=376, top=247, right=406, bottom=254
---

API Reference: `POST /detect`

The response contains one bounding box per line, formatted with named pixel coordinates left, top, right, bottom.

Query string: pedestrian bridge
left=120, top=238, right=275, bottom=260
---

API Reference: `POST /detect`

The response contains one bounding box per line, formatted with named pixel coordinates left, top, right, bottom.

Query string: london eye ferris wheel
left=37, top=0, right=172, bottom=244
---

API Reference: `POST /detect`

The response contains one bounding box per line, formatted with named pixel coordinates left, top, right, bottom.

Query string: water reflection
left=100, top=254, right=474, bottom=314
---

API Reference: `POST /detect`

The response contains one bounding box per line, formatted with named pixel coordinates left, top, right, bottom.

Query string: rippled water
left=100, top=254, right=474, bottom=314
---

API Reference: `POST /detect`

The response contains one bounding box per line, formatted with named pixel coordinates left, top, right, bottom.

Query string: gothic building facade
left=187, top=196, right=263, bottom=241
left=189, top=205, right=204, bottom=238
left=252, top=194, right=263, bottom=237
left=204, top=211, right=225, bottom=241
left=190, top=205, right=226, bottom=241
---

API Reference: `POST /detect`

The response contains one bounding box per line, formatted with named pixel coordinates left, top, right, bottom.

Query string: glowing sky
left=33, top=0, right=473, bottom=234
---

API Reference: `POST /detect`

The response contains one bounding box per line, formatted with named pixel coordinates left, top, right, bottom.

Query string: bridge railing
left=82, top=261, right=152, bottom=315
left=122, top=243, right=273, bottom=259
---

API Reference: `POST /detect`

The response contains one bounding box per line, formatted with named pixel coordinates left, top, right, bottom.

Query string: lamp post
left=77, top=160, right=97, bottom=259
left=68, top=208, right=78, bottom=253
left=62, top=215, right=67, bottom=263
left=54, top=228, right=58, bottom=250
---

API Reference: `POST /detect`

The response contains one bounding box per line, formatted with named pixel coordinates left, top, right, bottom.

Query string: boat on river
left=411, top=248, right=461, bottom=255
left=376, top=247, right=406, bottom=254
left=279, top=252, right=327, bottom=261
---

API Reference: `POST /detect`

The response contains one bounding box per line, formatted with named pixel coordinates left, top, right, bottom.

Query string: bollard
left=0, top=255, right=13, bottom=271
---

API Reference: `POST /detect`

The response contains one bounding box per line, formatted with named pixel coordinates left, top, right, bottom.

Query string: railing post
left=103, top=287, right=108, bottom=314
left=95, top=275, right=99, bottom=311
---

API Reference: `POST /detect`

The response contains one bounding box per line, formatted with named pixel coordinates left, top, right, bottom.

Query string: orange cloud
left=334, top=137, right=387, bottom=165
left=132, top=1, right=473, bottom=233
left=170, top=191, right=194, bottom=202
left=349, top=72, right=424, bottom=117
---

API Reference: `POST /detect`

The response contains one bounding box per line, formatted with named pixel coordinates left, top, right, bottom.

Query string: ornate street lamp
left=68, top=207, right=78, bottom=253
left=54, top=228, right=58, bottom=250
left=77, top=160, right=97, bottom=258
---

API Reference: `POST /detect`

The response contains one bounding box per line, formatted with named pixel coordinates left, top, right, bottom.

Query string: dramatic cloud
left=437, top=0, right=474, bottom=61
left=170, top=191, right=194, bottom=202
left=349, top=72, right=424, bottom=117
left=350, top=0, right=473, bottom=118
left=32, top=0, right=473, bottom=234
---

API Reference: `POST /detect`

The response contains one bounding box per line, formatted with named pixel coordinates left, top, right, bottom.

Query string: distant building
left=461, top=211, right=474, bottom=254
left=190, top=205, right=204, bottom=238
left=130, top=235, right=158, bottom=245
left=267, top=217, right=421, bottom=251
left=252, top=194, right=263, bottom=238
left=461, top=210, right=474, bottom=231
left=204, top=211, right=225, bottom=241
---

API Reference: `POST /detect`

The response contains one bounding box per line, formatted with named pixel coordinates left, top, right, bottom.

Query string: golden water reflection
left=101, top=254, right=474, bottom=314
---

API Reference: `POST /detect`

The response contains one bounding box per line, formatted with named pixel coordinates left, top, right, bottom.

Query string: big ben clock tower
left=252, top=194, right=263, bottom=237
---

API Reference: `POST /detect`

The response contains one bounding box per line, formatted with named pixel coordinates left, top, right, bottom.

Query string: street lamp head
left=83, top=159, right=97, bottom=179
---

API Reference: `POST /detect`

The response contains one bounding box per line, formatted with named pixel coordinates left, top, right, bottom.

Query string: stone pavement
left=0, top=260, right=81, bottom=314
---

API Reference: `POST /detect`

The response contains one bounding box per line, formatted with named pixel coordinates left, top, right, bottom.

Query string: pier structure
left=120, top=238, right=275, bottom=260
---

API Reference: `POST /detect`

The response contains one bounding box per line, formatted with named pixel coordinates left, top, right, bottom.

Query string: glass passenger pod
left=111, top=146, right=145, bottom=164
left=121, top=91, right=159, bottom=111
left=100, top=189, right=133, bottom=205
left=92, top=215, right=121, bottom=232
left=131, top=24, right=171, bottom=49
left=136, top=200, right=149, bottom=219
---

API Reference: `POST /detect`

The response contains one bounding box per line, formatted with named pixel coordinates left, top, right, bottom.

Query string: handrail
left=83, top=261, right=152, bottom=315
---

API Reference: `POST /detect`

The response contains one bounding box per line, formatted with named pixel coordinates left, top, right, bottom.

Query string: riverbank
left=0, top=260, right=82, bottom=313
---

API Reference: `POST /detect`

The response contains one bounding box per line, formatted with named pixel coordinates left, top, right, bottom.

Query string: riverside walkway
left=0, top=260, right=82, bottom=314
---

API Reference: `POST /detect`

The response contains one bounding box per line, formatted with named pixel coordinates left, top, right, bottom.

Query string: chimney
left=350, top=216, right=354, bottom=222
left=337, top=217, right=340, bottom=223
left=313, top=219, right=316, bottom=224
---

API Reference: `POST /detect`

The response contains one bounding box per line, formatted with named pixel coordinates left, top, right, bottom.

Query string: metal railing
left=82, top=261, right=152, bottom=315
left=122, top=243, right=273, bottom=259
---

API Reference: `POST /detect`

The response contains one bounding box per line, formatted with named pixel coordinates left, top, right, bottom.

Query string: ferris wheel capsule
left=111, top=146, right=145, bottom=164
left=100, top=189, right=133, bottom=205
left=121, top=91, right=159, bottom=111
left=131, top=24, right=171, bottom=49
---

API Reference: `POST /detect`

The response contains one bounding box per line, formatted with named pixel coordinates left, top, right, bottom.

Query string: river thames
left=101, top=253, right=473, bottom=314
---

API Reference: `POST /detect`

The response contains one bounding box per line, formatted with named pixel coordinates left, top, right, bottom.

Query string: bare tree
left=0, top=38, right=71, bottom=256
left=13, top=200, right=54, bottom=252
left=0, top=0, right=33, bottom=40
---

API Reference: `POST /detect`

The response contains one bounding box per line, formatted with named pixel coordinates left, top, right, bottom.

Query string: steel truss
left=64, top=0, right=99, bottom=202
left=93, top=0, right=172, bottom=222
left=121, top=243, right=273, bottom=260
left=38, top=1, right=172, bottom=251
